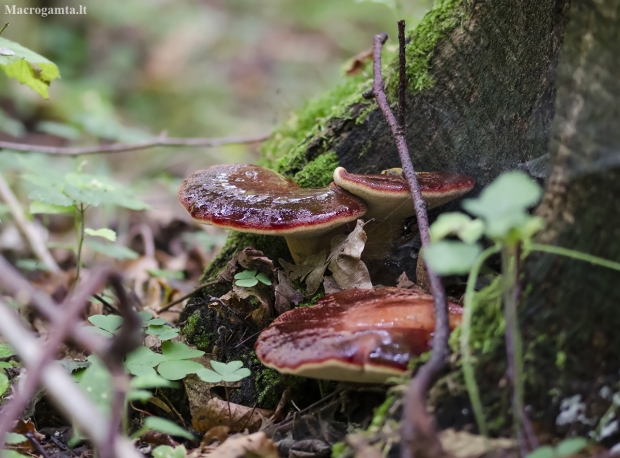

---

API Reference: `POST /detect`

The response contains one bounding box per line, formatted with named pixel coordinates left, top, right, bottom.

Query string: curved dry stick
left=370, top=28, right=450, bottom=458
left=0, top=132, right=270, bottom=156
left=0, top=267, right=113, bottom=448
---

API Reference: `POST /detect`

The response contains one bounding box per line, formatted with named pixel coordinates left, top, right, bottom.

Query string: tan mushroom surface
left=255, top=287, right=463, bottom=383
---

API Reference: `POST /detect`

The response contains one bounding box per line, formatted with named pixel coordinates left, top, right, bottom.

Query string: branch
left=0, top=132, right=270, bottom=156
left=370, top=27, right=450, bottom=458
left=0, top=172, right=60, bottom=272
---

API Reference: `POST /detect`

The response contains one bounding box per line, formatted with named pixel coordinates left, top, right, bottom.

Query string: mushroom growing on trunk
left=255, top=287, right=463, bottom=383
left=333, top=167, right=475, bottom=260
left=178, top=164, right=367, bottom=264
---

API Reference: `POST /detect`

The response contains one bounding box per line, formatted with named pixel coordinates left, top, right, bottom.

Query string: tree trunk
left=184, top=0, right=620, bottom=440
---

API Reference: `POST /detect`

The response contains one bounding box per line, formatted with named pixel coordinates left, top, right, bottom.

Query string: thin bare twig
left=0, top=256, right=107, bottom=355
left=0, top=300, right=141, bottom=458
left=0, top=173, right=60, bottom=272
left=0, top=268, right=113, bottom=448
left=157, top=279, right=220, bottom=313
left=370, top=28, right=450, bottom=458
left=0, top=132, right=270, bottom=157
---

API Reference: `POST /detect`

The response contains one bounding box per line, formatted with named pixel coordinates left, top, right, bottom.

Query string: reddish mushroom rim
left=178, top=164, right=367, bottom=235
left=255, top=288, right=463, bottom=378
left=333, top=167, right=475, bottom=196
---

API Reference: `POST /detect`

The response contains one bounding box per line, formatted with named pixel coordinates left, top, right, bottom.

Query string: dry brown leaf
left=328, top=220, right=372, bottom=290
left=438, top=429, right=516, bottom=458
left=192, top=397, right=273, bottom=434
left=396, top=272, right=429, bottom=294
left=323, top=275, right=341, bottom=294
left=201, top=425, right=230, bottom=446
left=274, top=270, right=302, bottom=315
left=202, top=431, right=278, bottom=458
left=218, top=248, right=274, bottom=283
left=345, top=47, right=373, bottom=76
left=140, top=429, right=179, bottom=447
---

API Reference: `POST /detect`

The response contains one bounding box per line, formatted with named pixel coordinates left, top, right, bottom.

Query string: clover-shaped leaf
left=422, top=241, right=482, bottom=276
left=87, top=314, right=123, bottom=337
left=196, top=360, right=251, bottom=383
left=234, top=269, right=271, bottom=288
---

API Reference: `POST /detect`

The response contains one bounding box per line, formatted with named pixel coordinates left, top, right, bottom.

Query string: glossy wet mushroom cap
left=255, top=287, right=462, bottom=383
left=178, top=164, right=368, bottom=263
left=333, top=167, right=476, bottom=221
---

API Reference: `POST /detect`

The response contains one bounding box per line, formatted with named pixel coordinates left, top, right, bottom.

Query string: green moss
left=260, top=72, right=374, bottom=174
left=394, top=0, right=467, bottom=94
left=370, top=394, right=396, bottom=428
left=181, top=312, right=216, bottom=351
left=292, top=152, right=340, bottom=188
left=254, top=368, right=283, bottom=407
left=200, top=231, right=290, bottom=284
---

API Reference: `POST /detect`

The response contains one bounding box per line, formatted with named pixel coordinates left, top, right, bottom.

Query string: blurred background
left=0, top=0, right=428, bottom=293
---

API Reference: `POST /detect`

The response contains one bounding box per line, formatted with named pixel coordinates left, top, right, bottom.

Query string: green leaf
left=4, top=433, right=27, bottom=445
left=28, top=187, right=74, bottom=207
left=36, top=121, right=81, bottom=140
left=0, top=37, right=60, bottom=99
left=147, top=269, right=185, bottom=280
left=234, top=278, right=258, bottom=287
left=462, top=171, right=542, bottom=220
left=126, top=389, right=153, bottom=403
left=85, top=228, right=117, bottom=242
left=526, top=446, right=555, bottom=458
left=234, top=269, right=257, bottom=280
left=152, top=445, right=187, bottom=458
left=88, top=314, right=123, bottom=333
left=138, top=311, right=154, bottom=325
left=86, top=240, right=139, bottom=260
left=1, top=451, right=31, bottom=458
left=0, top=371, right=9, bottom=397
left=0, top=343, right=15, bottom=358
left=77, top=357, right=112, bottom=414
left=0, top=107, right=25, bottom=137
left=555, top=438, right=588, bottom=457
left=63, top=184, right=108, bottom=206
left=0, top=362, right=12, bottom=369
left=430, top=213, right=475, bottom=242
left=256, top=273, right=272, bottom=286
left=29, top=201, right=74, bottom=215
left=209, top=360, right=251, bottom=382
left=125, top=346, right=166, bottom=374
left=83, top=326, right=114, bottom=338
left=195, top=368, right=223, bottom=383
left=157, top=329, right=180, bottom=341
left=146, top=318, right=167, bottom=326
left=157, top=360, right=204, bottom=380
left=16, top=259, right=50, bottom=272
left=422, top=241, right=483, bottom=275
left=161, top=341, right=204, bottom=361
left=130, top=372, right=174, bottom=389
left=145, top=325, right=167, bottom=335
left=143, top=417, right=195, bottom=441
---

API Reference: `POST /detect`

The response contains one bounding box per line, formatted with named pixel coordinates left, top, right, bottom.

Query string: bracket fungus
left=255, top=287, right=463, bottom=383
left=333, top=167, right=475, bottom=259
left=178, top=164, right=367, bottom=264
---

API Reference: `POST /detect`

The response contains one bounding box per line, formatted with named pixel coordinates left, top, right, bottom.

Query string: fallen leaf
left=201, top=425, right=230, bottom=446
left=140, top=430, right=179, bottom=447
left=438, top=429, right=516, bottom=458
left=323, top=275, right=341, bottom=294
left=396, top=272, right=428, bottom=294
left=274, top=270, right=303, bottom=315
left=192, top=397, right=273, bottom=434
left=328, top=220, right=372, bottom=290
left=203, top=431, right=278, bottom=458
left=345, top=47, right=373, bottom=76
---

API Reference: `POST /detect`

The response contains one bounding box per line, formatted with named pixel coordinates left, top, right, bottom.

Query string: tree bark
left=185, top=0, right=620, bottom=440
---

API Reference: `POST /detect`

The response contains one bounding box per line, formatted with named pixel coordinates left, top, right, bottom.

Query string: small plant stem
left=74, top=204, right=85, bottom=283
left=0, top=23, right=8, bottom=35
left=460, top=244, right=501, bottom=437
left=501, top=244, right=526, bottom=456
left=225, top=386, right=232, bottom=429
left=526, top=243, right=620, bottom=271
left=397, top=20, right=407, bottom=129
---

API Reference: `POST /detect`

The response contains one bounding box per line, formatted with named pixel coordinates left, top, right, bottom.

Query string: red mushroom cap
left=178, top=164, right=367, bottom=237
left=333, top=167, right=475, bottom=220
left=255, top=287, right=462, bottom=383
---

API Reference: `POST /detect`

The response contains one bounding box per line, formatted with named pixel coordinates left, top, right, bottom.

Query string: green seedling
left=152, top=445, right=187, bottom=458
left=196, top=360, right=251, bottom=384
left=234, top=269, right=271, bottom=288
left=526, top=438, right=588, bottom=458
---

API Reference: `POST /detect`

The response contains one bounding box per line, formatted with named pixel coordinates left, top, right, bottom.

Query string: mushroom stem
left=284, top=226, right=347, bottom=265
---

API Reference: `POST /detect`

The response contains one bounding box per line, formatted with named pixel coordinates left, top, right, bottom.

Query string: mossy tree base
left=179, top=0, right=620, bottom=443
